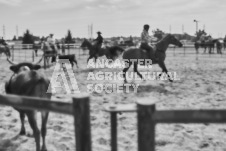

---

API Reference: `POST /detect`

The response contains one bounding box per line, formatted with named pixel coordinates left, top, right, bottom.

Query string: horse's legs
left=27, top=111, right=40, bottom=151
left=19, top=111, right=26, bottom=135
left=203, top=47, right=206, bottom=53
left=94, top=55, right=98, bottom=63
left=70, top=61, right=74, bottom=68
left=87, top=55, right=94, bottom=63
left=123, top=63, right=131, bottom=83
left=209, top=46, right=212, bottom=54
left=158, top=61, right=173, bottom=82
left=35, top=50, right=38, bottom=56
left=134, top=62, right=143, bottom=80
left=41, top=112, right=49, bottom=151
left=195, top=48, right=199, bottom=54
left=73, top=59, right=79, bottom=68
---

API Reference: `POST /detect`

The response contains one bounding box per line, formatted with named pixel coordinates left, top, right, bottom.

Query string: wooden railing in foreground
left=105, top=98, right=226, bottom=151
left=0, top=93, right=92, bottom=151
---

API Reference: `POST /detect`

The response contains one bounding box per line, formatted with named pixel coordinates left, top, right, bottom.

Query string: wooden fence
left=1, top=94, right=226, bottom=151
left=10, top=43, right=83, bottom=62
left=11, top=44, right=35, bottom=62
left=0, top=93, right=92, bottom=151
left=105, top=98, right=226, bottom=151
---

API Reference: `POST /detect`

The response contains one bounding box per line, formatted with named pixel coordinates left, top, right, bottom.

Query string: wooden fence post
left=110, top=112, right=117, bottom=151
left=73, top=94, right=92, bottom=151
left=137, top=98, right=156, bottom=151
left=68, top=44, right=70, bottom=54
left=32, top=44, right=35, bottom=62
left=44, top=50, right=46, bottom=69
left=173, top=46, right=175, bottom=56
left=12, top=45, right=14, bottom=61
left=196, top=49, right=198, bottom=61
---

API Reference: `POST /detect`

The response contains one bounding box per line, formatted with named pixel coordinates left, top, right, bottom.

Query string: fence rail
left=1, top=93, right=226, bottom=151
left=105, top=98, right=226, bottom=151
left=0, top=93, right=92, bottom=151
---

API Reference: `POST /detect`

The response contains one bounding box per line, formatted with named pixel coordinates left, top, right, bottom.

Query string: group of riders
left=0, top=24, right=158, bottom=61
left=199, top=33, right=214, bottom=43
left=2, top=24, right=225, bottom=60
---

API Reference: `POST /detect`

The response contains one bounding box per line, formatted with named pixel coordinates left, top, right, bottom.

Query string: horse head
left=80, top=39, right=90, bottom=48
left=167, top=34, right=183, bottom=47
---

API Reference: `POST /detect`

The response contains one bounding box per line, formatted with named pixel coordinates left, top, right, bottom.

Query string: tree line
left=12, top=29, right=75, bottom=44
left=12, top=28, right=215, bottom=44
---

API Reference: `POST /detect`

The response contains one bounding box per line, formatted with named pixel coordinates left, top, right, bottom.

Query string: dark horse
left=33, top=42, right=42, bottom=57
left=122, top=34, right=183, bottom=83
left=216, top=39, right=224, bottom=54
left=80, top=39, right=125, bottom=63
left=0, top=44, right=11, bottom=57
left=194, top=40, right=217, bottom=54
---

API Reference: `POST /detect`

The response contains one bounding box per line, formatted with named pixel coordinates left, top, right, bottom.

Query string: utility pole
left=16, top=25, right=18, bottom=39
left=193, top=19, right=199, bottom=33
left=182, top=24, right=184, bottom=34
left=91, top=23, right=93, bottom=40
left=88, top=24, right=93, bottom=39
left=88, top=25, right=90, bottom=38
left=3, top=25, right=5, bottom=39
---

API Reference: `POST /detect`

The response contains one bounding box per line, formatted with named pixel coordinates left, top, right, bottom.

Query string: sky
left=0, top=0, right=226, bottom=39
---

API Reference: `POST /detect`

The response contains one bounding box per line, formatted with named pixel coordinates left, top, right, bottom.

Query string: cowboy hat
left=97, top=31, right=102, bottom=34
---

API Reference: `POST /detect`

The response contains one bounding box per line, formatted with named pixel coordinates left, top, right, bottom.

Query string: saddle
left=140, top=44, right=159, bottom=62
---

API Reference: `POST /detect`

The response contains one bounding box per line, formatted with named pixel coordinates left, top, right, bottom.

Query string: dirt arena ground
left=0, top=47, right=226, bottom=151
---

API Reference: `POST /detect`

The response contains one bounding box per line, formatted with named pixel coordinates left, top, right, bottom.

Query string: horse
left=33, top=42, right=42, bottom=57
left=122, top=34, right=183, bottom=83
left=41, top=42, right=58, bottom=67
left=194, top=40, right=216, bottom=54
left=224, top=40, right=226, bottom=50
left=194, top=41, right=207, bottom=54
left=0, top=44, right=11, bottom=57
left=216, top=39, right=224, bottom=54
left=80, top=39, right=125, bottom=63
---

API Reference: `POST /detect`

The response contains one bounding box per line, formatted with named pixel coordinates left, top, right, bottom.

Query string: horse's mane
left=155, top=34, right=171, bottom=45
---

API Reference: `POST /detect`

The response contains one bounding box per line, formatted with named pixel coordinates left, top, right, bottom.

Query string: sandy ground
left=1, top=48, right=226, bottom=151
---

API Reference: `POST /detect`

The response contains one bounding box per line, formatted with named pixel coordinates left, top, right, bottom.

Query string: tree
left=22, top=29, right=34, bottom=44
left=65, top=30, right=74, bottom=43
left=152, top=29, right=165, bottom=41
left=195, top=29, right=207, bottom=41
left=12, top=35, right=17, bottom=41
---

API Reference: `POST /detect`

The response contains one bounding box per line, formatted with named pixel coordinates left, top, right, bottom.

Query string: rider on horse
left=47, top=34, right=56, bottom=51
left=93, top=31, right=103, bottom=54
left=140, top=24, right=157, bottom=61
left=46, top=33, right=57, bottom=62
left=0, top=37, right=8, bottom=46
left=199, top=33, right=206, bottom=43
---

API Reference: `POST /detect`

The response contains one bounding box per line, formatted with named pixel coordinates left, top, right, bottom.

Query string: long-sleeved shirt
left=94, top=35, right=103, bottom=45
left=47, top=36, right=55, bottom=45
left=141, top=30, right=156, bottom=43
left=200, top=34, right=206, bottom=41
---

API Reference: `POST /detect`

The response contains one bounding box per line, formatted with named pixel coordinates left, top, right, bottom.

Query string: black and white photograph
left=0, top=0, right=226, bottom=151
